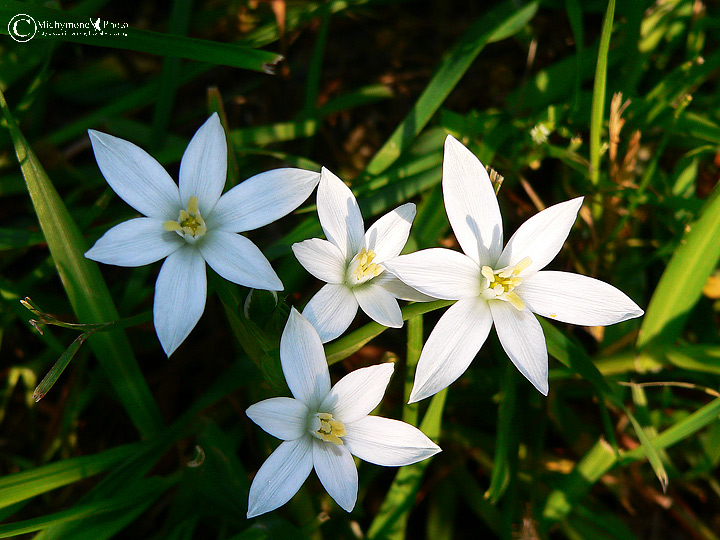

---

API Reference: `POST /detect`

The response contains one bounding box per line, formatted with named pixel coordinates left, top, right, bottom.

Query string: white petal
left=382, top=249, right=481, bottom=300
left=364, top=203, right=416, bottom=262
left=519, top=271, right=644, bottom=326
left=85, top=217, right=182, bottom=266
left=302, top=284, right=359, bottom=343
left=442, top=135, right=503, bottom=266
left=247, top=437, right=313, bottom=518
left=246, top=397, right=310, bottom=441
left=317, top=168, right=365, bottom=261
left=343, top=416, right=441, bottom=466
left=88, top=130, right=179, bottom=220
left=353, top=283, right=403, bottom=328
left=320, top=363, right=395, bottom=424
left=208, top=168, right=320, bottom=233
left=409, top=297, right=492, bottom=402
left=153, top=246, right=207, bottom=357
left=198, top=230, right=282, bottom=291
left=312, top=440, right=358, bottom=513
left=372, top=272, right=438, bottom=302
left=489, top=301, right=548, bottom=395
left=496, top=197, right=584, bottom=276
left=178, top=113, right=227, bottom=216
left=292, top=238, right=346, bottom=284
left=280, top=308, right=331, bottom=409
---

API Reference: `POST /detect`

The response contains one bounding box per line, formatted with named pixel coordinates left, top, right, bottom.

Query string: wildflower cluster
left=86, top=115, right=643, bottom=516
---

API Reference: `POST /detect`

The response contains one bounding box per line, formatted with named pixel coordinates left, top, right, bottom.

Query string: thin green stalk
left=589, top=0, right=615, bottom=186
left=402, top=314, right=423, bottom=426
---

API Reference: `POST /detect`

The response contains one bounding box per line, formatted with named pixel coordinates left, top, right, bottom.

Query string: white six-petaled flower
left=384, top=135, right=644, bottom=401
left=245, top=308, right=440, bottom=518
left=85, top=113, right=320, bottom=356
left=292, top=167, right=431, bottom=343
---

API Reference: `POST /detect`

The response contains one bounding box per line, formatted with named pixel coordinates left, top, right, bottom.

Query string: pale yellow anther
left=164, top=221, right=182, bottom=232
left=164, top=196, right=207, bottom=243
left=313, top=412, right=346, bottom=445
left=513, top=256, right=532, bottom=274
left=506, top=291, right=526, bottom=311
left=480, top=257, right=532, bottom=311
left=347, top=247, right=384, bottom=285
left=186, top=196, right=200, bottom=215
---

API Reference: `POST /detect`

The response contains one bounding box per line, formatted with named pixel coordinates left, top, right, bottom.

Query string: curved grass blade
left=0, top=89, right=163, bottom=437
left=638, top=181, right=720, bottom=350
left=0, top=444, right=140, bottom=510
left=0, top=478, right=169, bottom=538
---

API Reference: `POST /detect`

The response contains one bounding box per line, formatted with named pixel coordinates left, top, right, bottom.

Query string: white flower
left=384, top=135, right=644, bottom=401
left=292, top=167, right=430, bottom=343
left=245, top=308, right=440, bottom=518
left=85, top=113, right=320, bottom=356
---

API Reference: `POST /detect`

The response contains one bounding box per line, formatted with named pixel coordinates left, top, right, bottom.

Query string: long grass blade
left=0, top=89, right=163, bottom=437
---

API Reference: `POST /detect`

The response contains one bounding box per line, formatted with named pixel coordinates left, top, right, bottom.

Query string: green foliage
left=2, top=0, right=720, bottom=538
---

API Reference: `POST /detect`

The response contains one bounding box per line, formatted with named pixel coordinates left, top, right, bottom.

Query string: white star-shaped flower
left=85, top=113, right=320, bottom=356
left=292, top=167, right=430, bottom=342
left=384, top=135, right=644, bottom=401
left=246, top=308, right=440, bottom=518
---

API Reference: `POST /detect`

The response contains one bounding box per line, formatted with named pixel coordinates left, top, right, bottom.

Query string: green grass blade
left=0, top=444, right=140, bottom=509
left=402, top=314, right=423, bottom=425
left=0, top=478, right=169, bottom=538
left=0, top=89, right=163, bottom=437
left=622, top=396, right=720, bottom=462
left=363, top=1, right=538, bottom=176
left=0, top=1, right=282, bottom=73
left=485, top=363, right=519, bottom=503
left=589, top=0, right=615, bottom=185
left=542, top=439, right=617, bottom=525
left=366, top=389, right=447, bottom=540
left=324, top=300, right=453, bottom=365
left=32, top=331, right=87, bottom=402
left=638, top=181, right=720, bottom=349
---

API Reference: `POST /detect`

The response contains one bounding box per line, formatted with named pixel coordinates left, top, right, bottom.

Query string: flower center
left=346, top=247, right=383, bottom=286
left=311, top=412, right=346, bottom=445
left=480, top=256, right=532, bottom=311
left=163, top=196, right=207, bottom=243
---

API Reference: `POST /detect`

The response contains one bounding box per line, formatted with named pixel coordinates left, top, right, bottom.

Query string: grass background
left=1, top=0, right=720, bottom=538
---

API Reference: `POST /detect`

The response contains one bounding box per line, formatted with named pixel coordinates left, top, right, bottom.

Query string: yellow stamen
left=313, top=412, right=346, bottom=445
left=163, top=196, right=207, bottom=243
left=480, top=257, right=532, bottom=311
left=347, top=247, right=383, bottom=285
